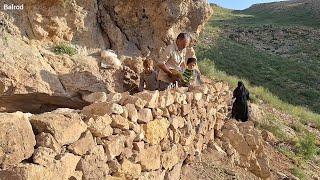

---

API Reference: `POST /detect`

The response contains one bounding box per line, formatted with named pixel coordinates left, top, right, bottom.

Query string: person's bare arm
left=158, top=63, right=173, bottom=78
left=138, top=73, right=145, bottom=92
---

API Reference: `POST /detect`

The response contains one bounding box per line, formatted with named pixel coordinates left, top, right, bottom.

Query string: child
left=182, top=58, right=203, bottom=87
left=139, top=59, right=158, bottom=91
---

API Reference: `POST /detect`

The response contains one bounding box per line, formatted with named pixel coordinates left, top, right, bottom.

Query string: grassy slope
left=197, top=3, right=320, bottom=178
left=197, top=4, right=320, bottom=126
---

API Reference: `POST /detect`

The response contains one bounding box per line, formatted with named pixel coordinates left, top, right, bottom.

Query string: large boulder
left=0, top=112, right=36, bottom=168
left=30, top=109, right=87, bottom=145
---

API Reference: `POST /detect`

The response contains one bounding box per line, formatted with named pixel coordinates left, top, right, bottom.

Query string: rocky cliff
left=1, top=0, right=212, bottom=56
left=0, top=0, right=212, bottom=113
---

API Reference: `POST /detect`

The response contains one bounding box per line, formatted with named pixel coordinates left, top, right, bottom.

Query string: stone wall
left=0, top=81, right=232, bottom=180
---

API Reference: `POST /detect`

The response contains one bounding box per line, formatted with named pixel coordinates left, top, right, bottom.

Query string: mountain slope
left=241, top=0, right=320, bottom=27
left=197, top=1, right=320, bottom=179
left=198, top=3, right=320, bottom=114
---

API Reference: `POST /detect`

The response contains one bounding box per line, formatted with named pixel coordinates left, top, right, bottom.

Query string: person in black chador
left=231, top=81, right=250, bottom=122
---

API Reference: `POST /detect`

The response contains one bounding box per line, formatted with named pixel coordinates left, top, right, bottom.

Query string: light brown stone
left=161, top=145, right=180, bottom=170
left=122, top=130, right=136, bottom=148
left=82, top=92, right=107, bottom=103
left=118, top=159, right=142, bottom=179
left=82, top=102, right=124, bottom=116
left=30, top=109, right=87, bottom=145
left=121, top=106, right=129, bottom=119
left=139, top=170, right=166, bottom=180
left=133, top=142, right=145, bottom=152
left=32, top=147, right=56, bottom=167
left=164, top=162, right=182, bottom=180
left=143, top=118, right=170, bottom=145
left=161, top=108, right=170, bottom=118
left=174, top=92, right=187, bottom=104
left=77, top=145, right=109, bottom=180
left=111, top=115, right=130, bottom=130
left=152, top=108, right=163, bottom=119
left=36, top=132, right=61, bottom=152
left=122, top=95, right=147, bottom=110
left=0, top=153, right=81, bottom=180
left=171, top=116, right=185, bottom=130
left=136, top=90, right=159, bottom=108
left=186, top=92, right=194, bottom=103
left=68, top=131, right=96, bottom=156
left=120, top=148, right=134, bottom=160
left=106, top=92, right=123, bottom=103
left=261, top=130, right=277, bottom=144
left=139, top=145, right=161, bottom=171
left=181, top=104, right=191, bottom=116
left=194, top=92, right=203, bottom=101
left=103, top=135, right=125, bottom=160
left=138, top=108, right=153, bottom=124
left=108, top=159, right=121, bottom=174
left=0, top=112, right=36, bottom=168
left=134, top=131, right=145, bottom=142
left=125, top=104, right=138, bottom=123
left=86, top=115, right=113, bottom=138
left=159, top=91, right=175, bottom=107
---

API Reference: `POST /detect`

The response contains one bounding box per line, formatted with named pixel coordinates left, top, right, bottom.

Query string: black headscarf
left=233, top=81, right=248, bottom=98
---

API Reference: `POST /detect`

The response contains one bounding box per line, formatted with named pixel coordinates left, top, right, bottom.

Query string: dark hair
left=177, top=33, right=190, bottom=41
left=187, top=57, right=197, bottom=65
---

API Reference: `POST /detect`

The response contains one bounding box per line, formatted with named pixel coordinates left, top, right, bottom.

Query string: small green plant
left=296, top=133, right=318, bottom=160
left=60, top=0, right=68, bottom=8
left=53, top=43, right=77, bottom=56
left=291, top=167, right=306, bottom=180
left=277, top=145, right=305, bottom=165
left=290, top=121, right=306, bottom=133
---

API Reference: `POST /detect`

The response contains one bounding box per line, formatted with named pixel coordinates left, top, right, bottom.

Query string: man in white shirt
left=157, top=33, right=191, bottom=90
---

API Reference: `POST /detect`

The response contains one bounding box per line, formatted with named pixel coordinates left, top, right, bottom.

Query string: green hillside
left=197, top=3, right=320, bottom=115
left=196, top=3, right=320, bottom=177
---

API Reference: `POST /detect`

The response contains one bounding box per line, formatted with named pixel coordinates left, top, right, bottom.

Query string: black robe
left=231, top=84, right=250, bottom=122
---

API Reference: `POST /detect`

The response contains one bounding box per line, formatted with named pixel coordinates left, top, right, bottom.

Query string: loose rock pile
left=0, top=81, right=234, bottom=180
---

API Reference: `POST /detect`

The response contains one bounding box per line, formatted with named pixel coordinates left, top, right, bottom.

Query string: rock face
left=0, top=112, right=36, bottom=168
left=0, top=0, right=211, bottom=112
left=2, top=0, right=212, bottom=55
left=98, top=0, right=212, bottom=56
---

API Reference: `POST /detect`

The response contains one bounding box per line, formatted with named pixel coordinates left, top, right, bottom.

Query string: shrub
left=296, top=132, right=318, bottom=160
left=291, top=167, right=306, bottom=180
left=53, top=43, right=77, bottom=56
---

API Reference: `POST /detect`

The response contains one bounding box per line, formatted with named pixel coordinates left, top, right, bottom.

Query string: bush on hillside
left=53, top=43, right=77, bottom=56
